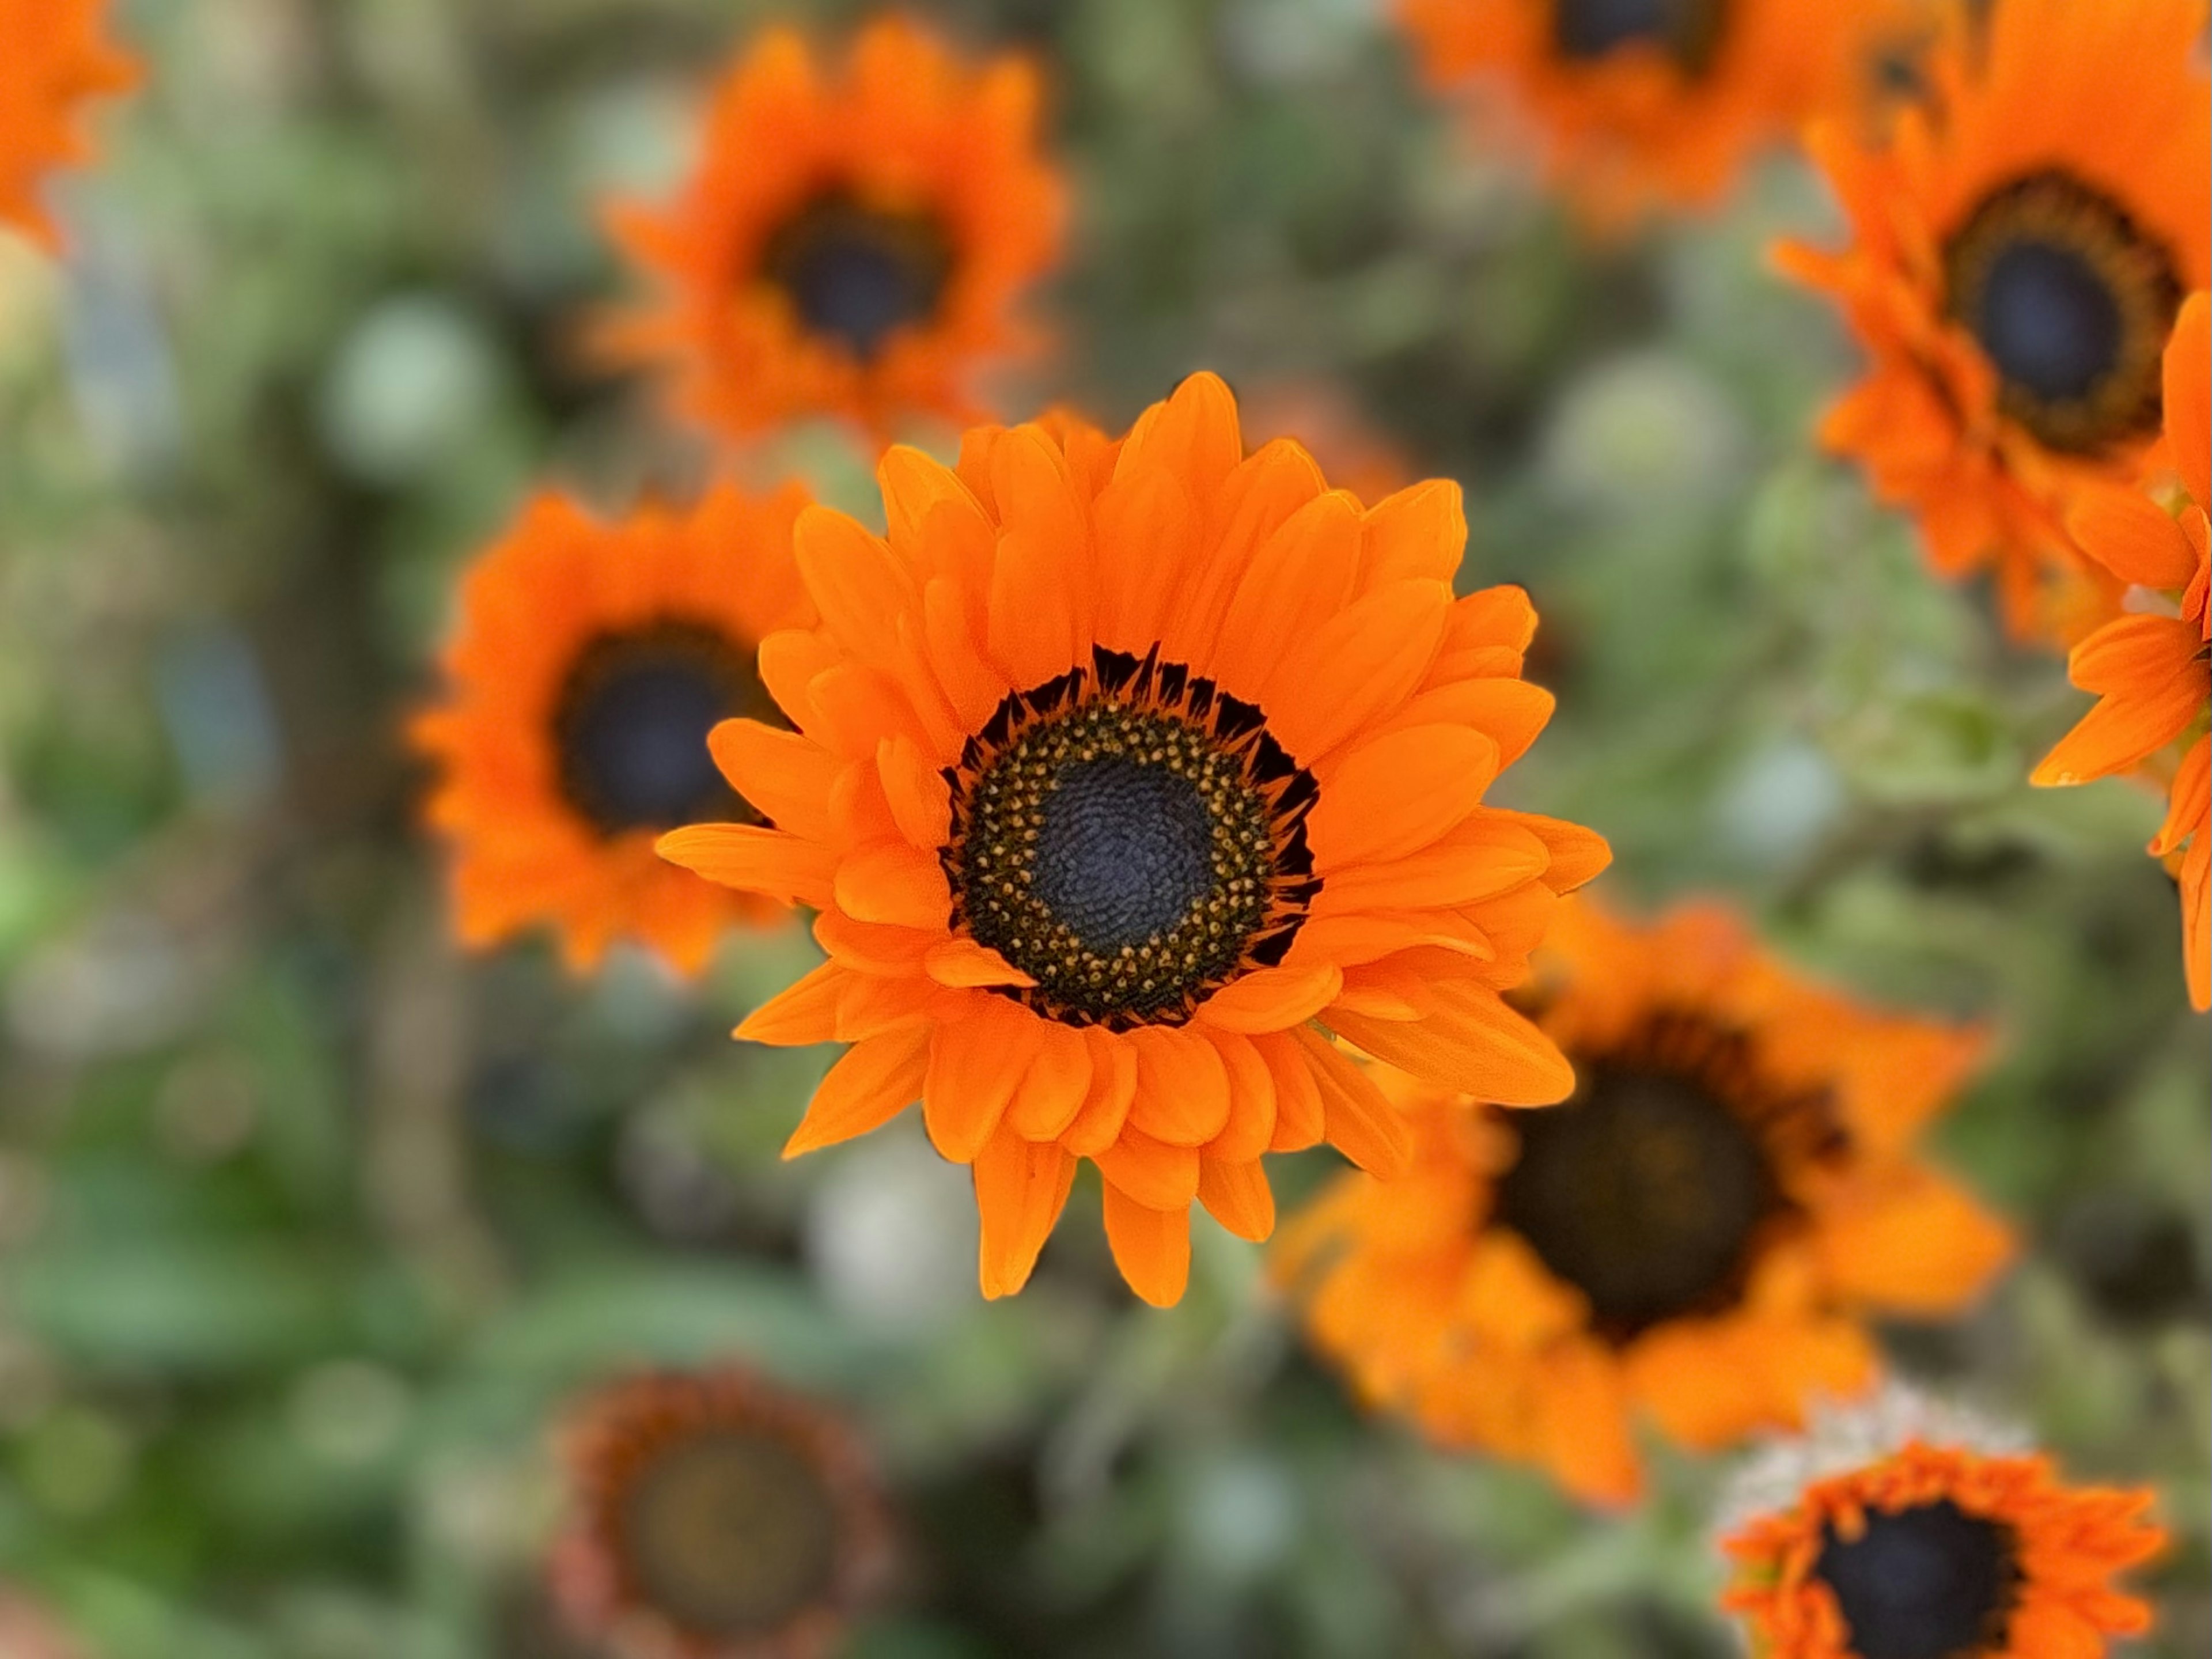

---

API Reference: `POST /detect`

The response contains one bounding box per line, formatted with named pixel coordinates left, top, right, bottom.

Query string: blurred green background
left=0, top=1, right=2204, bottom=1655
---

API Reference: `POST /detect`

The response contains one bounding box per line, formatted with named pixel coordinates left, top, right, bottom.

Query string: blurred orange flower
left=1275, top=900, right=2013, bottom=1504
left=2035, top=292, right=2211, bottom=1010
left=1778, top=0, right=2210, bottom=643
left=1724, top=1438, right=2164, bottom=1658
left=658, top=373, right=1608, bottom=1306
left=551, top=1368, right=895, bottom=1659
left=1396, top=0, right=1934, bottom=228
left=413, top=484, right=811, bottom=975
left=602, top=16, right=1065, bottom=445
left=0, top=0, right=138, bottom=247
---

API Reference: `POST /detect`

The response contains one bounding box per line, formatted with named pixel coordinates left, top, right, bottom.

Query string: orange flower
left=2034, top=292, right=2211, bottom=1010
left=603, top=16, right=1065, bottom=445
left=0, top=0, right=138, bottom=248
left=1396, top=0, right=1933, bottom=227
left=550, top=1369, right=895, bottom=1659
left=1778, top=0, right=2210, bottom=642
left=413, top=484, right=811, bottom=975
left=1274, top=900, right=2012, bottom=1504
left=659, top=373, right=1610, bottom=1306
left=1724, top=1437, right=2164, bottom=1658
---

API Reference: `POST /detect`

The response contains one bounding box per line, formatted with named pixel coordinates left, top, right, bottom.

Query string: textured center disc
left=552, top=623, right=757, bottom=835
left=763, top=194, right=953, bottom=361
left=1492, top=1063, right=1774, bottom=1339
left=1552, top=0, right=1724, bottom=70
left=1815, top=1499, right=2019, bottom=1659
left=1946, top=171, right=2181, bottom=452
left=1975, top=241, right=2123, bottom=407
left=618, top=1429, right=841, bottom=1637
left=951, top=690, right=1294, bottom=1027
left=1031, top=753, right=1217, bottom=953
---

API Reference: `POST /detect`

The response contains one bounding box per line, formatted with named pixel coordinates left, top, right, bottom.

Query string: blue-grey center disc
left=555, top=628, right=754, bottom=835
left=1815, top=1500, right=2017, bottom=1659
left=1552, top=0, right=1718, bottom=65
left=765, top=198, right=951, bottom=362
left=1030, top=755, right=1216, bottom=953
left=1972, top=240, right=2124, bottom=407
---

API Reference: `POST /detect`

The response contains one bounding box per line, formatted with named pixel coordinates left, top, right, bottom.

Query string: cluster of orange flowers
left=9, top=1, right=2200, bottom=1657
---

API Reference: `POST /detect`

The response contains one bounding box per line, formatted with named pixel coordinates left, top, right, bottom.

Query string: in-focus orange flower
left=413, top=484, right=812, bottom=975
left=603, top=16, right=1065, bottom=445
left=1724, top=1435, right=2164, bottom=1658
left=0, top=0, right=138, bottom=247
left=2035, top=292, right=2211, bottom=1010
left=1274, top=900, right=2012, bottom=1504
left=551, top=1369, right=895, bottom=1659
left=1779, top=0, right=2210, bottom=642
left=1395, top=0, right=1934, bottom=228
left=659, top=373, right=1610, bottom=1306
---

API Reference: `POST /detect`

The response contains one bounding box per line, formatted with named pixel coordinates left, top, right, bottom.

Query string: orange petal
left=783, top=1028, right=930, bottom=1157
left=1114, top=372, right=1241, bottom=510
left=2169, top=292, right=2209, bottom=510
left=709, top=720, right=837, bottom=839
left=1293, top=1026, right=1411, bottom=1177
left=1205, top=1032, right=1278, bottom=1163
left=2068, top=485, right=2199, bottom=592
left=1005, top=1022, right=1093, bottom=1141
left=924, top=937, right=1036, bottom=988
left=1124, top=1027, right=1233, bottom=1145
left=834, top=841, right=952, bottom=930
left=1193, top=964, right=1344, bottom=1033
left=877, top=734, right=952, bottom=848
left=1263, top=579, right=1449, bottom=763
left=1092, top=1127, right=1200, bottom=1209
left=922, top=1009, right=1030, bottom=1162
left=736, top=960, right=847, bottom=1046
left=1326, top=980, right=1574, bottom=1106
left=1813, top=1168, right=2014, bottom=1316
left=1208, top=490, right=1363, bottom=694
left=1257, top=1030, right=1326, bottom=1152
left=1064, top=1028, right=1139, bottom=1156
left=794, top=506, right=915, bottom=669
left=1101, top=1185, right=1192, bottom=1307
left=1307, top=726, right=1501, bottom=869
left=974, top=1128, right=1077, bottom=1298
left=1532, top=1342, right=1642, bottom=1506
left=1357, top=478, right=1464, bottom=590
left=658, top=824, right=836, bottom=906
left=1197, top=1157, right=1275, bottom=1242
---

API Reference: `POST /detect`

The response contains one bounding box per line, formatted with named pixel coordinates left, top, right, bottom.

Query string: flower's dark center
left=1814, top=1499, right=2021, bottom=1659
left=617, top=1428, right=841, bottom=1638
left=1491, top=1013, right=1844, bottom=1341
left=1551, top=0, right=1726, bottom=74
left=943, top=645, right=1319, bottom=1029
left=551, top=621, right=766, bottom=836
left=762, top=191, right=954, bottom=362
left=1946, top=171, right=2182, bottom=454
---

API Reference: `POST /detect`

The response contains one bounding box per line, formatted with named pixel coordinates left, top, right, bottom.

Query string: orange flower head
left=550, top=1369, right=895, bottom=1659
left=1274, top=900, right=2013, bottom=1505
left=1395, top=0, right=1938, bottom=228
left=602, top=17, right=1066, bottom=445
left=413, top=483, right=813, bottom=975
left=0, top=0, right=138, bottom=247
left=2033, top=291, right=2211, bottom=1009
left=1778, top=0, right=2210, bottom=642
left=658, top=373, right=1612, bottom=1307
left=1722, top=1403, right=2165, bottom=1658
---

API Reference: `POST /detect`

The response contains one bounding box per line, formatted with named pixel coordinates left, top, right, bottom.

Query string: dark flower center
left=762, top=191, right=954, bottom=362
left=1946, top=171, right=2182, bottom=454
left=1552, top=0, right=1726, bottom=73
left=944, top=646, right=1319, bottom=1029
left=551, top=621, right=764, bottom=836
left=1492, top=1040, right=1789, bottom=1340
left=618, top=1428, right=841, bottom=1637
left=1815, top=1499, right=2020, bottom=1659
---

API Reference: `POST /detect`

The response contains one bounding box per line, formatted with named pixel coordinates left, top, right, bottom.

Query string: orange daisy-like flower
left=1274, top=900, right=2013, bottom=1504
left=550, top=1368, right=895, bottom=1659
left=2034, top=292, right=2211, bottom=1010
left=1778, top=0, right=2210, bottom=642
left=413, top=484, right=812, bottom=975
left=603, top=16, right=1065, bottom=445
left=658, top=373, right=1611, bottom=1306
left=1395, top=0, right=1933, bottom=227
left=1724, top=1438, right=2164, bottom=1658
left=0, top=0, right=138, bottom=248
